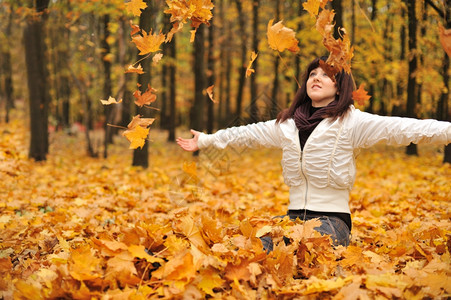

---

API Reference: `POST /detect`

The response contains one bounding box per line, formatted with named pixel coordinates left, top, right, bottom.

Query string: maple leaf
left=205, top=85, right=217, bottom=103
left=127, top=114, right=155, bottom=130
left=129, top=21, right=140, bottom=36
left=246, top=51, right=258, bottom=78
left=438, top=25, right=451, bottom=57
left=303, top=0, right=331, bottom=17
left=164, top=0, right=214, bottom=28
left=133, top=84, right=157, bottom=107
left=152, top=53, right=163, bottom=65
left=122, top=125, right=149, bottom=149
left=197, top=268, right=224, bottom=296
left=128, top=244, right=164, bottom=264
left=100, top=96, right=122, bottom=105
left=267, top=19, right=300, bottom=53
left=131, top=29, right=166, bottom=55
left=125, top=64, right=144, bottom=74
left=352, top=83, right=371, bottom=106
left=125, top=0, right=147, bottom=17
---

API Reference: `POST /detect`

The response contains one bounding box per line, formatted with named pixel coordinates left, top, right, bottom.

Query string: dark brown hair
left=276, top=56, right=356, bottom=123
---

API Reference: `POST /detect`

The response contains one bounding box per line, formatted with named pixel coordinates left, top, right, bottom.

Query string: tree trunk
left=160, top=13, right=171, bottom=131
left=270, top=0, right=280, bottom=120
left=167, top=34, right=177, bottom=142
left=101, top=14, right=113, bottom=158
left=191, top=24, right=206, bottom=130
left=393, top=5, right=407, bottom=117
left=234, top=0, right=246, bottom=125
left=294, top=0, right=303, bottom=94
left=206, top=14, right=215, bottom=133
left=331, top=0, right=343, bottom=39
left=249, top=0, right=259, bottom=122
left=132, top=0, right=153, bottom=168
left=24, top=0, right=51, bottom=161
left=405, top=0, right=418, bottom=156
left=366, top=0, right=378, bottom=114
left=3, top=10, right=14, bottom=123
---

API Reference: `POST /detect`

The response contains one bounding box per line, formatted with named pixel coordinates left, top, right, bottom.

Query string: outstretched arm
left=176, top=129, right=201, bottom=152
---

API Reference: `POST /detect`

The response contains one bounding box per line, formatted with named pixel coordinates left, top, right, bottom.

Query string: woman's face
left=306, top=67, right=338, bottom=107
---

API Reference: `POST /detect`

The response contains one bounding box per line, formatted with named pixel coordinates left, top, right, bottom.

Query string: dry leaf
left=267, top=19, right=300, bottom=53
left=125, top=0, right=147, bottom=17
left=100, top=96, right=122, bottom=105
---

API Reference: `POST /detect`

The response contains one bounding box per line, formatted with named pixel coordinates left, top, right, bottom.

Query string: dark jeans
left=260, top=212, right=350, bottom=252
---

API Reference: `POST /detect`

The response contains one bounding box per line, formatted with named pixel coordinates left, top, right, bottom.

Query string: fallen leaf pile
left=1, top=115, right=450, bottom=299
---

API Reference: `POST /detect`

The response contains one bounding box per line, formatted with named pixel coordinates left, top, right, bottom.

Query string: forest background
left=0, top=0, right=450, bottom=299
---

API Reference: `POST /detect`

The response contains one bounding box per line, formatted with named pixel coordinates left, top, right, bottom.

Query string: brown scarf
left=294, top=100, right=337, bottom=149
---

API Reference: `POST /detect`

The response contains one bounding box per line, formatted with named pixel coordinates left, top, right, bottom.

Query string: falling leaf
left=133, top=84, right=157, bottom=107
left=131, top=29, right=166, bottom=55
left=152, top=53, right=163, bottom=65
left=267, top=19, right=300, bottom=53
left=127, top=114, right=155, bottom=130
left=164, top=0, right=214, bottom=29
left=438, top=25, right=451, bottom=57
left=205, top=85, right=217, bottom=103
left=123, top=125, right=149, bottom=149
left=246, top=51, right=258, bottom=78
left=100, top=96, right=122, bottom=105
left=125, top=64, right=145, bottom=74
left=129, top=21, right=140, bottom=36
left=303, top=0, right=331, bottom=17
left=125, top=0, right=147, bottom=17
left=352, top=83, right=371, bottom=106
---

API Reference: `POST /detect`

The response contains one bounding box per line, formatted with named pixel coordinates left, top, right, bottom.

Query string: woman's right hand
left=176, top=129, right=201, bottom=152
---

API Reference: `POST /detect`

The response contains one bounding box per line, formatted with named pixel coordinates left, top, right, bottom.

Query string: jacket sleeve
left=197, top=120, right=282, bottom=150
left=351, top=110, right=451, bottom=149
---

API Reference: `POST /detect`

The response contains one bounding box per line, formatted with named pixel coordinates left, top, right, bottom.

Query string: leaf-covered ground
left=1, top=116, right=450, bottom=299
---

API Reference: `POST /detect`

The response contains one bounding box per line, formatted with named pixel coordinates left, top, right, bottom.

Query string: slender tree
left=270, top=0, right=281, bottom=119
left=191, top=24, right=206, bottom=147
left=249, top=0, right=259, bottom=122
left=2, top=6, right=14, bottom=123
left=233, top=0, right=247, bottom=124
left=132, top=0, right=154, bottom=168
left=167, top=35, right=177, bottom=141
left=405, top=0, right=418, bottom=156
left=206, top=13, right=215, bottom=133
left=101, top=14, right=113, bottom=158
left=24, top=0, right=51, bottom=161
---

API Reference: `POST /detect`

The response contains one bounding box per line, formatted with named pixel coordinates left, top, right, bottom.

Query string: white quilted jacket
left=198, top=106, right=451, bottom=213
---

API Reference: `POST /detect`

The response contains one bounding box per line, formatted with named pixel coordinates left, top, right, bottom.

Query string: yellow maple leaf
left=125, top=0, right=147, bottom=17
left=165, top=0, right=214, bottom=28
left=267, top=19, right=300, bottom=53
left=100, top=96, right=122, bottom=105
left=303, top=0, right=320, bottom=16
left=128, top=245, right=164, bottom=264
left=132, top=29, right=166, bottom=55
left=123, top=125, right=149, bottom=149
left=246, top=51, right=258, bottom=78
left=125, top=64, right=144, bottom=74
left=197, top=268, right=224, bottom=296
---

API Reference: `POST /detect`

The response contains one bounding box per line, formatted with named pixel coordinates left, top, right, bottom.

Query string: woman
left=176, top=57, right=451, bottom=251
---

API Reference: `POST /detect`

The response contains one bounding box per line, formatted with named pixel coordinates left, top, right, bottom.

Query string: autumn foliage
left=1, top=111, right=450, bottom=299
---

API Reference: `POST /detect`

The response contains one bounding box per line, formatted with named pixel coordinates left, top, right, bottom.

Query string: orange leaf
left=164, top=0, right=214, bottom=29
left=246, top=51, right=258, bottom=78
left=100, top=96, right=122, bottom=105
left=267, top=19, right=300, bottom=53
left=131, top=29, right=165, bottom=55
left=127, top=114, right=155, bottom=130
left=122, top=125, right=149, bottom=149
left=205, top=85, right=217, bottom=103
left=303, top=0, right=320, bottom=16
left=125, top=64, right=144, bottom=74
left=438, top=25, right=451, bottom=57
left=128, top=244, right=164, bottom=264
left=125, top=0, right=147, bottom=17
left=133, top=84, right=157, bottom=107
left=130, top=21, right=140, bottom=36
left=352, top=83, right=371, bottom=106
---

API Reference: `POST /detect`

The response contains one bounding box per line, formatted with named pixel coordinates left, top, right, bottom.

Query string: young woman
left=176, top=57, right=451, bottom=251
